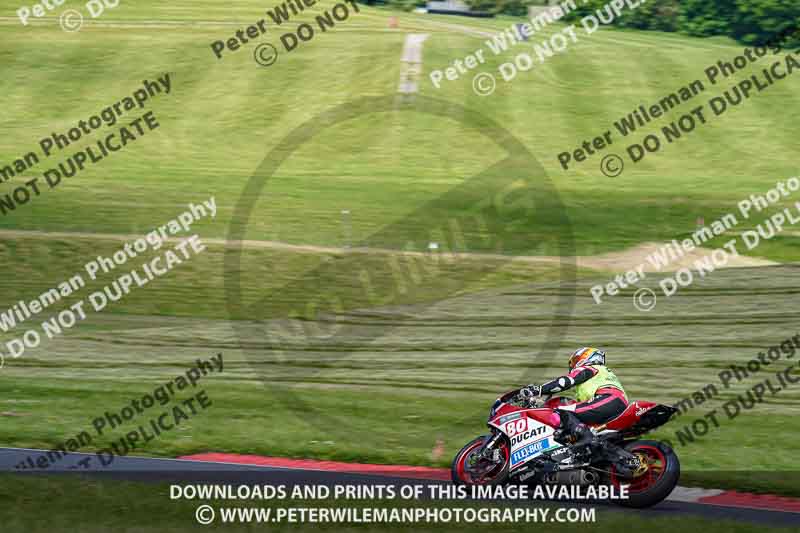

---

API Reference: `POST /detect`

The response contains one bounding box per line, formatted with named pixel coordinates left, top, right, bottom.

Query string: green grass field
left=0, top=0, right=799, bottom=517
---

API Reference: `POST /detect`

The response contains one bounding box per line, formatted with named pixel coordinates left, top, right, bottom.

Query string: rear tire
left=451, top=435, right=509, bottom=485
left=610, top=439, right=680, bottom=508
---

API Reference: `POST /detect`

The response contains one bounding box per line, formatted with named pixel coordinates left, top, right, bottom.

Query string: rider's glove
left=521, top=385, right=542, bottom=398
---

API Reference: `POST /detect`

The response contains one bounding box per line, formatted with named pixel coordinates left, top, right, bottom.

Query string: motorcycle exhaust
left=543, top=470, right=597, bottom=486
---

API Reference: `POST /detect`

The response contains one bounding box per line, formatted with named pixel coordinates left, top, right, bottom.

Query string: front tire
left=610, top=440, right=680, bottom=508
left=451, top=435, right=509, bottom=485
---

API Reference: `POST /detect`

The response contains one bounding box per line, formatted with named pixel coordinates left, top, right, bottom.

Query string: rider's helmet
left=568, top=347, right=606, bottom=371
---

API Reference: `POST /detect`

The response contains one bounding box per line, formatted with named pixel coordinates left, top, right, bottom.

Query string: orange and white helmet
left=569, top=347, right=606, bottom=370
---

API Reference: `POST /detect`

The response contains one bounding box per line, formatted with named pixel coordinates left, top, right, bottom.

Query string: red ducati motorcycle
left=452, top=387, right=680, bottom=508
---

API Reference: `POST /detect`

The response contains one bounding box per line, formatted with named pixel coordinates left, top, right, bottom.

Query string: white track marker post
left=398, top=34, right=429, bottom=95
left=341, top=209, right=352, bottom=248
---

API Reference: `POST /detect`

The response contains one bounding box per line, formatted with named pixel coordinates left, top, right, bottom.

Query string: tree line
left=375, top=0, right=799, bottom=46
left=556, top=0, right=799, bottom=46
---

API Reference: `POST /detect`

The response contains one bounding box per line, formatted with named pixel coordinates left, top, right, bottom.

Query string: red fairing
left=525, top=408, right=562, bottom=427
left=604, top=401, right=658, bottom=430
left=491, top=403, right=523, bottom=420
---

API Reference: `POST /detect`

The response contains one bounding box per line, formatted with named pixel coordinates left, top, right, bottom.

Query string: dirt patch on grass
left=0, top=230, right=777, bottom=273
left=577, top=241, right=777, bottom=273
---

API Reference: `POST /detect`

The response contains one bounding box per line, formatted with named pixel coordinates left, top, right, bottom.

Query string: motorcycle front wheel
left=451, top=435, right=509, bottom=485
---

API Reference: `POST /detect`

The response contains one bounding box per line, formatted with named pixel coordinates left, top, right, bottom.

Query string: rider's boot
left=553, top=411, right=594, bottom=464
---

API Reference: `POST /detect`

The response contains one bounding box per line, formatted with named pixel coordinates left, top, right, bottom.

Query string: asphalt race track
left=1, top=447, right=798, bottom=527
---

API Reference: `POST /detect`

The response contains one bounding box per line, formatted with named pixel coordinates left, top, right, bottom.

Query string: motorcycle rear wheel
left=609, top=439, right=680, bottom=508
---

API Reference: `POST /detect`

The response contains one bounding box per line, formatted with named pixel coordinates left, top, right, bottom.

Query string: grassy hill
left=0, top=1, right=798, bottom=255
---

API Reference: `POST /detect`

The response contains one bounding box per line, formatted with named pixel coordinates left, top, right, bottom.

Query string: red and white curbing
left=180, top=453, right=800, bottom=514
left=672, top=487, right=800, bottom=513
left=180, top=453, right=451, bottom=481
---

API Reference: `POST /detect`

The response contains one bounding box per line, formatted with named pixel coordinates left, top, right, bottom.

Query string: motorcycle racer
left=524, top=347, right=628, bottom=463
left=453, top=348, right=680, bottom=507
